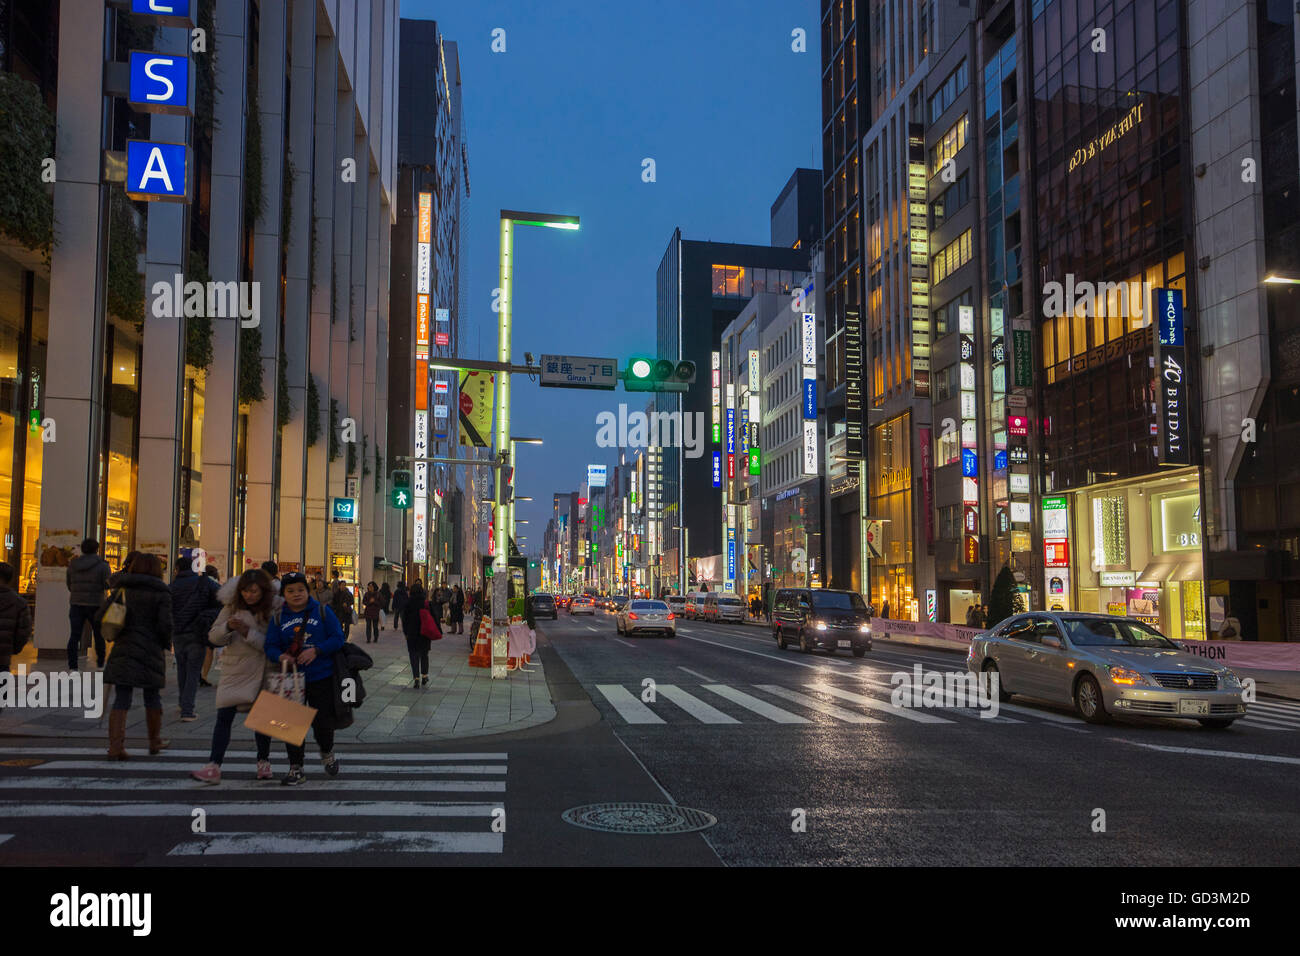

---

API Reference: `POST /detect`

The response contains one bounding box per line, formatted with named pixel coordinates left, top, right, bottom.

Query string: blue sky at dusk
left=400, top=0, right=821, bottom=551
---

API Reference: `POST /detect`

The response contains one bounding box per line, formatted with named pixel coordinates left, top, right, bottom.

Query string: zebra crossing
left=0, top=746, right=507, bottom=859
left=594, top=680, right=1300, bottom=731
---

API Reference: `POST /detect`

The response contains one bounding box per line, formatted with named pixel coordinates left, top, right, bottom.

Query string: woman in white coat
left=191, top=569, right=281, bottom=784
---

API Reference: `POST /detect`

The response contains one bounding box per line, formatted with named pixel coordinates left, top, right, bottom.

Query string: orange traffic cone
left=469, top=617, right=492, bottom=668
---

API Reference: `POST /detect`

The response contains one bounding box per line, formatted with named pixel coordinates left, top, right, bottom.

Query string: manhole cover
left=561, top=802, right=716, bottom=834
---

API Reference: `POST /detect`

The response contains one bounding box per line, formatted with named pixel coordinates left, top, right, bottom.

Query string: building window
left=930, top=172, right=970, bottom=229
left=933, top=289, right=973, bottom=336
left=938, top=504, right=960, bottom=541
left=931, top=229, right=972, bottom=284
left=935, top=427, right=960, bottom=467
left=929, top=113, right=968, bottom=177
left=928, top=58, right=968, bottom=122
left=933, top=363, right=959, bottom=403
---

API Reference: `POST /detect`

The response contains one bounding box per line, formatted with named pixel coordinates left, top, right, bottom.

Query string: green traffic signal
left=623, top=357, right=697, bottom=392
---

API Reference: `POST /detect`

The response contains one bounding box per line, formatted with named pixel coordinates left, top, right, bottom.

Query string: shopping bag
left=245, top=661, right=316, bottom=745
left=419, top=607, right=442, bottom=641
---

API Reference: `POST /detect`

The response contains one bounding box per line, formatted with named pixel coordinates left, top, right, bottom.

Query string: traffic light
left=389, top=469, right=412, bottom=510
left=623, top=357, right=696, bottom=392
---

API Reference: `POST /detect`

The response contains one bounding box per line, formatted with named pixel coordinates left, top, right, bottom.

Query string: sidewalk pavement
left=0, top=623, right=556, bottom=743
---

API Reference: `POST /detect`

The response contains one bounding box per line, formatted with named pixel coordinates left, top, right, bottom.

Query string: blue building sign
left=727, top=532, right=736, bottom=580
left=130, top=0, right=195, bottom=28
left=803, top=377, right=817, bottom=419
left=961, top=448, right=978, bottom=478
left=726, top=408, right=735, bottom=454
left=331, top=497, right=358, bottom=523
left=994, top=450, right=1008, bottom=471
left=128, top=52, right=190, bottom=116
left=712, top=451, right=722, bottom=488
left=125, top=140, right=190, bottom=202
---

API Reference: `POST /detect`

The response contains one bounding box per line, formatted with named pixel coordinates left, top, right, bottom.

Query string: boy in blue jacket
left=265, top=572, right=347, bottom=785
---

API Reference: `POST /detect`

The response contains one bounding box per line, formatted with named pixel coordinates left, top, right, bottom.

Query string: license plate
left=837, top=640, right=852, bottom=648
left=1178, top=698, right=1209, bottom=716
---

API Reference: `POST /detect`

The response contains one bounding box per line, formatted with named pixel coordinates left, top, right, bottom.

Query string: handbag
left=245, top=661, right=316, bottom=745
left=98, top=588, right=128, bottom=643
left=263, top=659, right=307, bottom=703
left=419, top=607, right=442, bottom=641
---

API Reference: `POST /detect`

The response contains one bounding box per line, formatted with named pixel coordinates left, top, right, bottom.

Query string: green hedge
left=0, top=73, right=55, bottom=257
left=238, top=324, right=265, bottom=405
left=306, top=375, right=321, bottom=447
left=185, top=250, right=213, bottom=370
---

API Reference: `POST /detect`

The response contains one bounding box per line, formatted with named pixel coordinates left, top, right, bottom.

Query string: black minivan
left=772, top=588, right=872, bottom=657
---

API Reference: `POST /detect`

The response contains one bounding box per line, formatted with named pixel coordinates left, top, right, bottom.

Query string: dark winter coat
left=330, top=583, right=354, bottom=624
left=102, top=573, right=173, bottom=690
left=0, top=585, right=32, bottom=671
left=392, top=586, right=408, bottom=618
left=379, top=584, right=392, bottom=613
left=66, top=553, right=111, bottom=608
left=401, top=593, right=427, bottom=641
left=169, top=567, right=221, bottom=652
left=363, top=591, right=381, bottom=621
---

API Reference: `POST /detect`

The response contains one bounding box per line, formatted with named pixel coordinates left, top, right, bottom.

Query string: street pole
left=492, top=216, right=514, bottom=679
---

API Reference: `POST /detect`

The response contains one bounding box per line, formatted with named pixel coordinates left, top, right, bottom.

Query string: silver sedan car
left=616, top=599, right=677, bottom=638
left=967, top=611, right=1248, bottom=728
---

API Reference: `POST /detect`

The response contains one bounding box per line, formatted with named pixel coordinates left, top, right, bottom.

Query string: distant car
left=966, top=611, right=1249, bottom=727
left=527, top=593, right=557, bottom=620
left=665, top=594, right=687, bottom=617
left=684, top=592, right=708, bottom=619
left=772, top=588, right=872, bottom=657
left=611, top=595, right=629, bottom=613
left=701, top=591, right=746, bottom=623
left=616, top=599, right=676, bottom=638
left=555, top=594, right=571, bottom=611
left=571, top=596, right=595, bottom=615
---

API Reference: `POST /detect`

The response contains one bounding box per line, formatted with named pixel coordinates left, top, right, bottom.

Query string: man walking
left=65, top=538, right=111, bottom=670
left=170, top=553, right=221, bottom=721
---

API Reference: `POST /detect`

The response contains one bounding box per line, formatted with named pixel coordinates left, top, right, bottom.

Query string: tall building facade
left=10, top=0, right=400, bottom=656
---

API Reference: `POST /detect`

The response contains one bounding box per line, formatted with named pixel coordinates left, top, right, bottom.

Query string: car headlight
left=815, top=621, right=828, bottom=631
left=1107, top=665, right=1149, bottom=686
left=1221, top=670, right=1242, bottom=687
left=859, top=623, right=871, bottom=633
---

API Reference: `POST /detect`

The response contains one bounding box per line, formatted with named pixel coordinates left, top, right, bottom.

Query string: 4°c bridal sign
left=125, top=140, right=191, bottom=203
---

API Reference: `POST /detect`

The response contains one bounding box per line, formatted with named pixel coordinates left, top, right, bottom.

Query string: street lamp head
left=501, top=210, right=580, bottom=231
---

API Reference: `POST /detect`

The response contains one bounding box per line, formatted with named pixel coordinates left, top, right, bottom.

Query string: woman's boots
left=106, top=709, right=129, bottom=761
left=146, top=708, right=169, bottom=755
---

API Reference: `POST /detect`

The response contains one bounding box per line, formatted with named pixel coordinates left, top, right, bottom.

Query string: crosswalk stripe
left=594, top=685, right=664, bottom=724
left=809, top=683, right=954, bottom=723
left=1246, top=701, right=1300, bottom=715
left=30, top=761, right=507, bottom=775
left=0, top=801, right=498, bottom=818
left=754, top=685, right=883, bottom=723
left=702, top=685, right=809, bottom=723
left=1238, top=715, right=1300, bottom=729
left=168, top=831, right=502, bottom=855
left=655, top=685, right=739, bottom=724
left=0, top=776, right=505, bottom=792
left=995, top=701, right=1085, bottom=724
left=0, top=747, right=507, bottom=761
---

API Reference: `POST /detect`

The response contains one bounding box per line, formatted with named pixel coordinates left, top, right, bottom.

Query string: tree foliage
left=988, top=566, right=1025, bottom=630
left=0, top=73, right=55, bottom=257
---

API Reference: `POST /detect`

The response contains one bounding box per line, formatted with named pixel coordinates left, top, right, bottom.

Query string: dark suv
left=527, top=593, right=557, bottom=620
left=772, top=588, right=872, bottom=657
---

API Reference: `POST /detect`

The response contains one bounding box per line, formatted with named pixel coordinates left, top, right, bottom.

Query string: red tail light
left=628, top=612, right=639, bottom=620
left=667, top=613, right=675, bottom=620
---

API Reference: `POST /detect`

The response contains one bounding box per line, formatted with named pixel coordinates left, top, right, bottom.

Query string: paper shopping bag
left=245, top=662, right=316, bottom=745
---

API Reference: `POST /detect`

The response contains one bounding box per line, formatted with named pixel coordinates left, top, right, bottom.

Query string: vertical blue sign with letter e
left=128, top=52, right=191, bottom=115
left=126, top=140, right=190, bottom=202
left=131, top=0, right=196, bottom=28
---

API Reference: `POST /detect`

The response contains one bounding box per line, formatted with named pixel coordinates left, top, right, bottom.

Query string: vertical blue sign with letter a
left=126, top=140, right=190, bottom=202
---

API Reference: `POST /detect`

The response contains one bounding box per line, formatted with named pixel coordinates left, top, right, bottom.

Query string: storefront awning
left=1136, top=557, right=1177, bottom=585
left=1171, top=558, right=1204, bottom=582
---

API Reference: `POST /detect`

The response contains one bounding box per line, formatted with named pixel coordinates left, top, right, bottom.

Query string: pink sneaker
left=256, top=760, right=273, bottom=780
left=191, top=763, right=221, bottom=785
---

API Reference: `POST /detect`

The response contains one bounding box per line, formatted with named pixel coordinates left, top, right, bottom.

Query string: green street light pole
left=493, top=210, right=578, bottom=678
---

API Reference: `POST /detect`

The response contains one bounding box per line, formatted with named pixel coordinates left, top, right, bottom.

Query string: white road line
left=1238, top=716, right=1300, bottom=730
left=995, top=701, right=1085, bottom=724
left=31, top=761, right=506, bottom=775
left=612, top=638, right=636, bottom=648
left=682, top=634, right=846, bottom=674
left=0, top=748, right=507, bottom=761
left=655, top=685, right=740, bottom=724
left=809, top=683, right=954, bottom=723
left=0, top=776, right=505, bottom=792
left=678, top=667, right=716, bottom=682
left=755, top=685, right=883, bottom=723
left=585, top=626, right=598, bottom=632
left=702, top=685, right=810, bottom=724
left=0, top=835, right=11, bottom=846
left=594, top=685, right=665, bottom=724
left=0, top=801, right=498, bottom=818
left=1247, top=701, right=1300, bottom=715
left=168, top=831, right=503, bottom=856
left=1118, top=740, right=1300, bottom=767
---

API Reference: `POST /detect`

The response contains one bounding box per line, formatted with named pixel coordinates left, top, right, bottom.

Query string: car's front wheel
left=1197, top=718, right=1236, bottom=729
left=982, top=660, right=1013, bottom=702
left=1074, top=674, right=1111, bottom=724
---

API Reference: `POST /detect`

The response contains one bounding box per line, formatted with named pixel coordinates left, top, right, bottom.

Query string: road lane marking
left=1238, top=716, right=1300, bottom=730
left=681, top=634, right=845, bottom=674
left=168, top=831, right=503, bottom=856
left=755, top=685, right=883, bottom=723
left=655, top=685, right=739, bottom=724
left=678, top=667, right=715, bottom=682
left=31, top=761, right=506, bottom=775
left=1117, top=740, right=1300, bottom=766
left=0, top=835, right=11, bottom=846
left=594, top=685, right=665, bottom=724
left=612, top=638, right=636, bottom=648
left=702, top=685, right=809, bottom=723
left=585, top=626, right=598, bottom=632
left=809, top=683, right=954, bottom=723
left=995, top=701, right=1084, bottom=724
left=0, top=801, right=498, bottom=818
left=0, top=776, right=505, bottom=792
left=0, top=748, right=507, bottom=761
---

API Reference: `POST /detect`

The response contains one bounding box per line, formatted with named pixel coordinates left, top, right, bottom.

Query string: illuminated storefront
left=868, top=412, right=915, bottom=618
left=1050, top=468, right=1207, bottom=642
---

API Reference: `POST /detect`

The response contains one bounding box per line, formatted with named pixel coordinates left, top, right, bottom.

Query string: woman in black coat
left=103, top=551, right=173, bottom=760
left=400, top=583, right=430, bottom=689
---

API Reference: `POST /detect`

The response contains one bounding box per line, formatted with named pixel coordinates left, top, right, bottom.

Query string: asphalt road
left=1, top=608, right=1297, bottom=866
